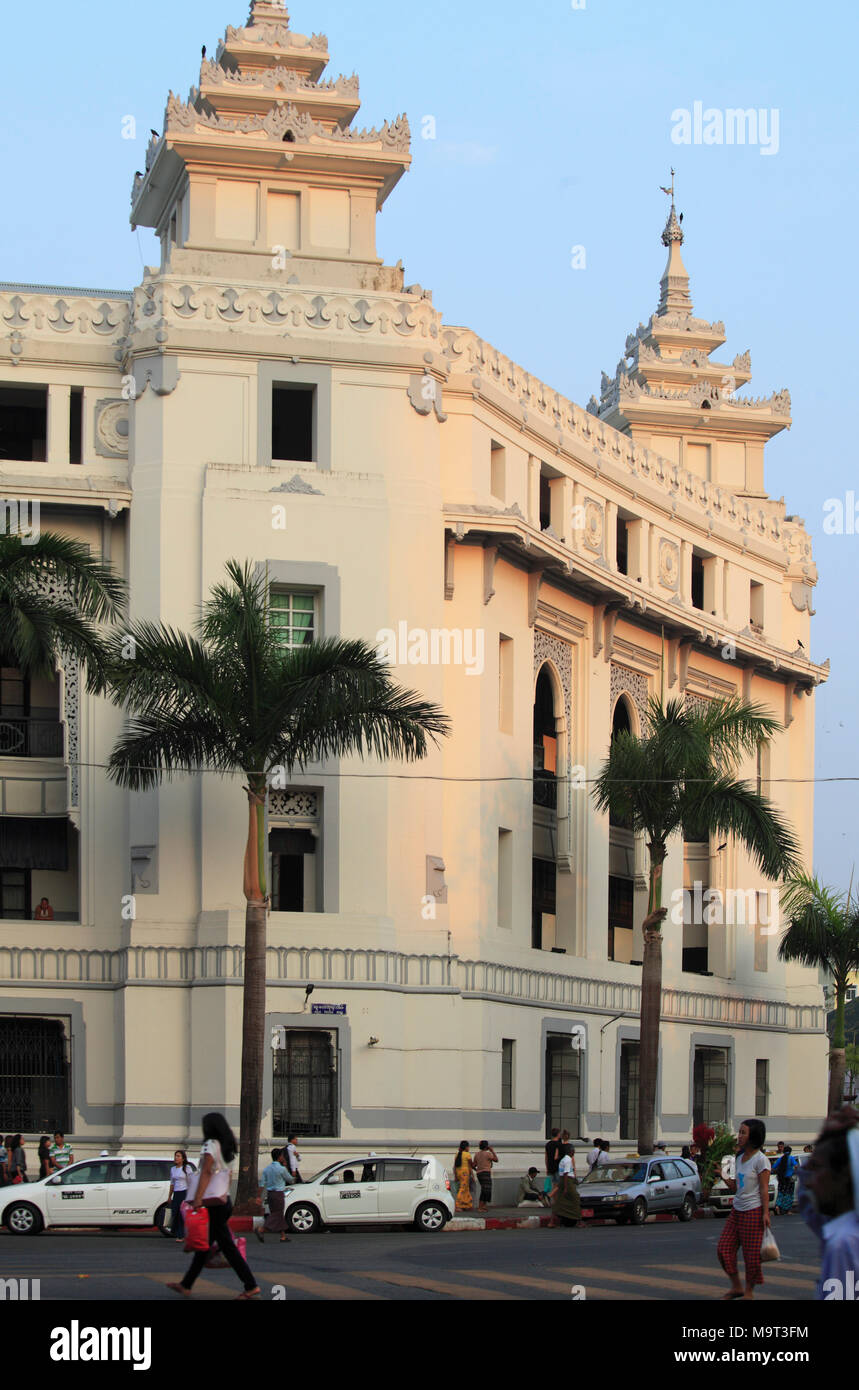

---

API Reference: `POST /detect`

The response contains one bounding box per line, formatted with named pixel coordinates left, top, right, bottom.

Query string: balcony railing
left=533, top=772, right=557, bottom=811
left=0, top=718, right=64, bottom=759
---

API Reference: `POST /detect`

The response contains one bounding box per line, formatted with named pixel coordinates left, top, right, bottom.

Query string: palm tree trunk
left=235, top=783, right=268, bottom=1212
left=828, top=985, right=847, bottom=1116
left=638, top=844, right=666, bottom=1155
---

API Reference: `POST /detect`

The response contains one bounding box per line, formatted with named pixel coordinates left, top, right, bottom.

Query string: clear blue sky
left=3, top=0, right=857, bottom=891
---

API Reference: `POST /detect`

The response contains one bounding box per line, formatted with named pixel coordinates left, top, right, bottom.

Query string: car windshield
left=581, top=1163, right=647, bottom=1185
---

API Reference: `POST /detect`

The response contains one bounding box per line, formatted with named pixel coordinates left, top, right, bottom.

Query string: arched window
left=532, top=665, right=560, bottom=950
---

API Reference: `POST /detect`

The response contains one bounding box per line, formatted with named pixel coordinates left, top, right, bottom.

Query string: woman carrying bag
left=716, top=1119, right=773, bottom=1300
left=167, top=1113, right=260, bottom=1300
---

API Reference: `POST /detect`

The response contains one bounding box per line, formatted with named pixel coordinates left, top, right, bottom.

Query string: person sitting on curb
left=517, top=1167, right=550, bottom=1207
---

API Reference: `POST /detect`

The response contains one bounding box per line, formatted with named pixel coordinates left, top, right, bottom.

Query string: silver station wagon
left=578, top=1156, right=702, bottom=1224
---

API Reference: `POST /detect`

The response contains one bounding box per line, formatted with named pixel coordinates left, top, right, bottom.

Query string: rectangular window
left=270, top=591, right=315, bottom=650
left=270, top=828, right=317, bottom=912
left=501, top=1039, right=514, bottom=1110
left=531, top=857, right=556, bottom=950
left=499, top=636, right=513, bottom=734
left=755, top=1059, right=769, bottom=1116
left=750, top=581, right=764, bottom=632
left=69, top=387, right=83, bottom=466
left=0, top=868, right=31, bottom=920
left=691, top=554, right=705, bottom=611
left=693, top=1047, right=728, bottom=1127
left=497, top=828, right=512, bottom=931
left=272, top=1029, right=338, bottom=1137
left=616, top=517, right=629, bottom=575
left=545, top=1034, right=580, bottom=1136
left=608, top=874, right=634, bottom=963
left=490, top=440, right=506, bottom=501
left=0, top=384, right=48, bottom=462
left=539, top=474, right=552, bottom=531
left=272, top=385, right=315, bottom=463
left=754, top=897, right=769, bottom=972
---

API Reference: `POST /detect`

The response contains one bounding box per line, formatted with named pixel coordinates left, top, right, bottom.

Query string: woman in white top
left=716, top=1118, right=772, bottom=1300
left=167, top=1113, right=260, bottom=1300
left=167, top=1149, right=193, bottom=1243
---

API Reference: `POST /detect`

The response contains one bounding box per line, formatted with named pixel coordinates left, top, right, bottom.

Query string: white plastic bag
left=761, top=1225, right=780, bottom=1262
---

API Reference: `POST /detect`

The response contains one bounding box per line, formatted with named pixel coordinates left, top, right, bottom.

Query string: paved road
left=0, top=1215, right=821, bottom=1301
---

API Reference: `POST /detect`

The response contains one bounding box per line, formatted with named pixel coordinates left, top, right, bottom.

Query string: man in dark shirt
left=545, top=1128, right=563, bottom=1188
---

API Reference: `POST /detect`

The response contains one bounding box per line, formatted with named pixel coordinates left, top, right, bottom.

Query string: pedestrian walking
left=552, top=1149, right=582, bottom=1227
left=285, top=1134, right=303, bottom=1183
left=773, top=1146, right=799, bottom=1215
left=168, top=1150, right=193, bottom=1242
left=716, top=1119, right=771, bottom=1300
left=797, top=1105, right=859, bottom=1300
left=49, top=1132, right=73, bottom=1169
left=597, top=1140, right=612, bottom=1165
left=586, top=1138, right=602, bottom=1171
left=166, top=1112, right=260, bottom=1300
left=0, top=1136, right=8, bottom=1186
left=545, top=1127, right=564, bottom=1190
left=256, top=1148, right=291, bottom=1243
left=37, top=1137, right=57, bottom=1179
left=453, top=1141, right=474, bottom=1211
left=7, top=1134, right=26, bottom=1183
left=473, top=1140, right=499, bottom=1211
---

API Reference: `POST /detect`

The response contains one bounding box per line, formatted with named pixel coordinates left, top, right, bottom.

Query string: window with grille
left=273, top=1029, right=338, bottom=1137
left=270, top=592, right=315, bottom=650
left=0, top=1016, right=70, bottom=1132
left=693, top=1047, right=728, bottom=1127
left=545, top=1034, right=580, bottom=1136
left=501, top=1039, right=514, bottom=1109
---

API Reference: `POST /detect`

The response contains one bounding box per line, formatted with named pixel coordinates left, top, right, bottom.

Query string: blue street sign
left=311, top=1004, right=347, bottom=1016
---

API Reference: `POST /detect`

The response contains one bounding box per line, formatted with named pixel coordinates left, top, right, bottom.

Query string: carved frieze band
left=0, top=942, right=824, bottom=1031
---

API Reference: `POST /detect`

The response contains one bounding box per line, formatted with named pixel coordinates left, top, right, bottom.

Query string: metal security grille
left=0, top=1017, right=70, bottom=1131
left=545, top=1034, right=580, bottom=1137
left=619, top=1042, right=640, bottom=1141
left=273, top=1029, right=338, bottom=1137
left=693, top=1047, right=728, bottom=1127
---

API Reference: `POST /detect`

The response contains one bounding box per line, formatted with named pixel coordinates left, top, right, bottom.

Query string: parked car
left=578, top=1156, right=702, bottom=1225
left=708, top=1168, right=778, bottom=1215
left=283, top=1154, right=454, bottom=1234
left=0, top=1155, right=192, bottom=1236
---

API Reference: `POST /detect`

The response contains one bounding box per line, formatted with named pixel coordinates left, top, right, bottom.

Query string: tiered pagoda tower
left=131, top=0, right=410, bottom=291
left=590, top=193, right=791, bottom=500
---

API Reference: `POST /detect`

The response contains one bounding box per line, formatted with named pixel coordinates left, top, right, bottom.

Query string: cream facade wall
left=0, top=1, right=830, bottom=1170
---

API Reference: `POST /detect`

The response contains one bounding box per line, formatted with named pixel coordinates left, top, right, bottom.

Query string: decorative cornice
left=0, top=943, right=825, bottom=1032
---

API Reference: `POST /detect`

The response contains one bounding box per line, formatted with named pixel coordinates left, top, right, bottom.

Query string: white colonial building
left=0, top=1, right=830, bottom=1168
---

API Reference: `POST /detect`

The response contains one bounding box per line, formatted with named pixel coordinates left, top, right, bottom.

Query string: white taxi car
left=282, top=1154, right=454, bottom=1234
left=0, top=1155, right=189, bottom=1236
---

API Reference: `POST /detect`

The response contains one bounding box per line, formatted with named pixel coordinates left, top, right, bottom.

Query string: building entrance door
left=545, top=1034, right=580, bottom=1138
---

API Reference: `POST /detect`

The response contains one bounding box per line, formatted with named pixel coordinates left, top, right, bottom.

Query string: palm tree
left=592, top=696, right=800, bottom=1155
left=104, top=561, right=449, bottom=1208
left=0, top=530, right=125, bottom=684
left=778, top=874, right=859, bottom=1114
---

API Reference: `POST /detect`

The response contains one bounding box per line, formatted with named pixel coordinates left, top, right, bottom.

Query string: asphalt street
left=0, top=1214, right=822, bottom=1302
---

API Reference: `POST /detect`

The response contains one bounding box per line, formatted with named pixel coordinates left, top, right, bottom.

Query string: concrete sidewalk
left=443, top=1204, right=718, bottom=1232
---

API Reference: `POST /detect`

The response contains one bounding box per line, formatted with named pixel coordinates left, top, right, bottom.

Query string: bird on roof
left=134, top=171, right=143, bottom=179
left=202, top=45, right=207, bottom=59
left=150, top=129, right=160, bottom=140
left=679, top=213, right=684, bottom=224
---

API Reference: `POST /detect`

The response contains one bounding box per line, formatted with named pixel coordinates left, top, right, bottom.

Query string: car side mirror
left=47, top=1176, right=61, bottom=1186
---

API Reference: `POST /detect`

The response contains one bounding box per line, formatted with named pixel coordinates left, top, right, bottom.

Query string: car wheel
left=414, top=1202, right=448, bottom=1233
left=630, top=1197, right=647, bottom=1226
left=3, top=1202, right=43, bottom=1236
left=678, top=1194, right=695, bottom=1222
left=287, top=1203, right=321, bottom=1235
left=154, top=1204, right=172, bottom=1237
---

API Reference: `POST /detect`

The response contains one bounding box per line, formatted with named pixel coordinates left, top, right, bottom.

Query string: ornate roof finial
left=660, top=169, right=684, bottom=246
